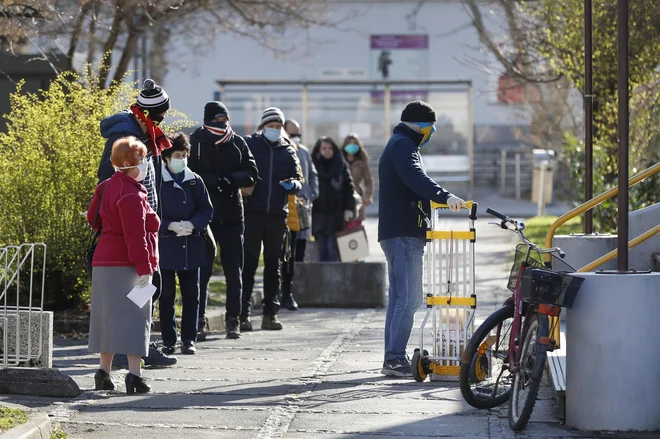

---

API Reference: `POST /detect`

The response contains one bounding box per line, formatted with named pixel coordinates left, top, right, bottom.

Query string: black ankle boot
left=94, top=369, right=115, bottom=391
left=125, top=373, right=151, bottom=394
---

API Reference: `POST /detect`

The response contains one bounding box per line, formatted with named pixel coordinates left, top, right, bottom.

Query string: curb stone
left=0, top=412, right=51, bottom=439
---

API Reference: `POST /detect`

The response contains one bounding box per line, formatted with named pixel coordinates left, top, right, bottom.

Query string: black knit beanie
left=204, top=101, right=230, bottom=124
left=136, top=79, right=170, bottom=116
left=401, top=100, right=436, bottom=123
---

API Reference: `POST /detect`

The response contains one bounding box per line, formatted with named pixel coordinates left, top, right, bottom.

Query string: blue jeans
left=380, top=237, right=425, bottom=361
left=315, top=232, right=339, bottom=262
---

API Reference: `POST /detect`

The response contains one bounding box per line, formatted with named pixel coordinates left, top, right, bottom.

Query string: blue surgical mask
left=344, top=143, right=360, bottom=156
left=169, top=158, right=187, bottom=174
left=264, top=127, right=281, bottom=143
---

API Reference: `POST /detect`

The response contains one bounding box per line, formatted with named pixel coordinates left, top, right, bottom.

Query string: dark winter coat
left=243, top=132, right=303, bottom=218
left=156, top=164, right=214, bottom=271
left=311, top=152, right=357, bottom=235
left=98, top=110, right=162, bottom=213
left=378, top=123, right=453, bottom=242
left=188, top=127, right=258, bottom=225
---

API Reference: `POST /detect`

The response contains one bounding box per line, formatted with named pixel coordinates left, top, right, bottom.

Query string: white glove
left=344, top=210, right=354, bottom=221
left=168, top=222, right=183, bottom=234
left=135, top=274, right=152, bottom=288
left=447, top=196, right=466, bottom=213
left=180, top=221, right=194, bottom=232
left=176, top=229, right=193, bottom=237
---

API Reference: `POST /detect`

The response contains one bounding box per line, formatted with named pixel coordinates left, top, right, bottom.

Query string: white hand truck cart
left=412, top=201, right=478, bottom=382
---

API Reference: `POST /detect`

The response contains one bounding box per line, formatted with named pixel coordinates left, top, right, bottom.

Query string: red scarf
left=130, top=103, right=172, bottom=156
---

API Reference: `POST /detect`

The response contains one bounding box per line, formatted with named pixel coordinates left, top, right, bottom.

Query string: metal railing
left=0, top=243, right=47, bottom=369
left=543, top=161, right=660, bottom=346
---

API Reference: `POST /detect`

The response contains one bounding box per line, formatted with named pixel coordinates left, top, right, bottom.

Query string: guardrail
left=0, top=243, right=47, bottom=369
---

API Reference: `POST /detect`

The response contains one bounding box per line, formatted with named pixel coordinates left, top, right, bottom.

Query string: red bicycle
left=459, top=208, right=584, bottom=431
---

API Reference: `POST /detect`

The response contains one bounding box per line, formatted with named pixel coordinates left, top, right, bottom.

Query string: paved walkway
left=1, top=198, right=653, bottom=438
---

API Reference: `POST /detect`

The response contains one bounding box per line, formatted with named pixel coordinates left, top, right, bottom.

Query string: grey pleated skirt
left=88, top=266, right=151, bottom=357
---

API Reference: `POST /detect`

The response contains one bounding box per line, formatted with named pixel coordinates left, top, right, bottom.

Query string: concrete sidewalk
left=2, top=208, right=654, bottom=438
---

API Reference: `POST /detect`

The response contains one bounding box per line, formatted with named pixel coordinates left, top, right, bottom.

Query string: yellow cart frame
left=414, top=201, right=478, bottom=382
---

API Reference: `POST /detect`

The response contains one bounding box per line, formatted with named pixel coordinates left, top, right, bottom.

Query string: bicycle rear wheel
left=459, top=303, right=514, bottom=409
left=508, top=312, right=549, bottom=431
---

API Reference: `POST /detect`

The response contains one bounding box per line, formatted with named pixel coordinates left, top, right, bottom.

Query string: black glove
left=218, top=176, right=235, bottom=192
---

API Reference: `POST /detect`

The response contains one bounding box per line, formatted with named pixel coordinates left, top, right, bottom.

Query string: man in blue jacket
left=242, top=107, right=303, bottom=331
left=378, top=100, right=465, bottom=377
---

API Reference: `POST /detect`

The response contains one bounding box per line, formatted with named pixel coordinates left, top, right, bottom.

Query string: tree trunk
left=98, top=0, right=127, bottom=88
left=87, top=1, right=99, bottom=68
left=66, top=2, right=92, bottom=72
left=111, top=30, right=142, bottom=85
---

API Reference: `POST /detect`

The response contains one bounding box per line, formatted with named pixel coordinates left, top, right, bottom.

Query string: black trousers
left=281, top=231, right=308, bottom=296
left=242, top=213, right=287, bottom=318
left=199, top=222, right=244, bottom=321
left=160, top=268, right=200, bottom=346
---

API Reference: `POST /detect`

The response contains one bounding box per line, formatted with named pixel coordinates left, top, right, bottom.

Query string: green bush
left=0, top=68, right=192, bottom=310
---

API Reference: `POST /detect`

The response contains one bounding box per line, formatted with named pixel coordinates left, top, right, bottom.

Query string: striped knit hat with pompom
left=137, top=79, right=170, bottom=116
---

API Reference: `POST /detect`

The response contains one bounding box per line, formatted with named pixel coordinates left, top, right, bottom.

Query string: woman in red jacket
left=87, top=136, right=160, bottom=394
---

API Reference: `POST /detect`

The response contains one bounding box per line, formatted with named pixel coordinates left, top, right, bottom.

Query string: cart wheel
left=412, top=349, right=429, bottom=382
left=469, top=349, right=489, bottom=383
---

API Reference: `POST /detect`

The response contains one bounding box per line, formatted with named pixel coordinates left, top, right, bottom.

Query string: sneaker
left=261, top=314, right=283, bottom=330
left=197, top=317, right=210, bottom=341
left=161, top=344, right=176, bottom=355
left=226, top=317, right=241, bottom=339
left=381, top=359, right=412, bottom=377
left=181, top=340, right=196, bottom=355
left=240, top=317, right=253, bottom=332
left=112, top=344, right=177, bottom=368
left=144, top=343, right=178, bottom=367
left=283, top=294, right=299, bottom=311
left=112, top=353, right=128, bottom=369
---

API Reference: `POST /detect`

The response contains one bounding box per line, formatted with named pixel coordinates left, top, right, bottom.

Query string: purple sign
left=370, top=35, right=429, bottom=50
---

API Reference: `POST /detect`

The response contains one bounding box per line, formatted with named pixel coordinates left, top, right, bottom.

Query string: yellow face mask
left=418, top=122, right=436, bottom=148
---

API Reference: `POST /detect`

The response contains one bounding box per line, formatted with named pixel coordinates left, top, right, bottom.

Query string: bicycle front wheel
left=508, top=312, right=549, bottom=431
left=459, top=303, right=514, bottom=409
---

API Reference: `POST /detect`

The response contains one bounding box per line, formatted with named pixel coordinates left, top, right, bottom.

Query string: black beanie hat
left=136, top=79, right=170, bottom=116
left=204, top=101, right=230, bottom=124
left=401, top=100, right=436, bottom=123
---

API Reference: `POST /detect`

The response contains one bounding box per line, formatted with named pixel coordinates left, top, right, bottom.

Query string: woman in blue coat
left=157, top=133, right=213, bottom=355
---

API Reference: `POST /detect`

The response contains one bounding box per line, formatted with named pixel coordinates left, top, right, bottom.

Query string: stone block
left=292, top=262, right=386, bottom=308
left=0, top=310, right=52, bottom=368
left=0, top=367, right=80, bottom=398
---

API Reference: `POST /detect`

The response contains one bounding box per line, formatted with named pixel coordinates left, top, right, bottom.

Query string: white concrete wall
left=164, top=0, right=529, bottom=128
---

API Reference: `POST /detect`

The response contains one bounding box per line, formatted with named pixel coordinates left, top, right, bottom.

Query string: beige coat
left=348, top=158, right=374, bottom=221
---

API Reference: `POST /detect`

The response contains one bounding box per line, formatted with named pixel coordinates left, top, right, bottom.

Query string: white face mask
left=264, top=127, right=281, bottom=142
left=169, top=157, right=187, bottom=174
left=116, top=160, right=148, bottom=182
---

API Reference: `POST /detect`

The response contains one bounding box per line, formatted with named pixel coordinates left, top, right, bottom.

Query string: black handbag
left=84, top=184, right=106, bottom=278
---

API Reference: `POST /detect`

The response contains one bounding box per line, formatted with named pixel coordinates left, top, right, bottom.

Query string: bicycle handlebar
left=486, top=207, right=565, bottom=258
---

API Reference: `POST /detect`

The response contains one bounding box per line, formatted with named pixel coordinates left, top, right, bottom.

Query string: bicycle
left=459, top=208, right=584, bottom=431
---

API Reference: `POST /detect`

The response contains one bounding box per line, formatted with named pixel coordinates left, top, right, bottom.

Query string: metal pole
left=500, top=150, right=507, bottom=195
left=617, top=0, right=629, bottom=271
left=141, top=34, right=148, bottom=81
left=537, top=161, right=548, bottom=216
left=301, top=84, right=308, bottom=146
left=384, top=84, right=392, bottom=142
left=515, top=153, right=521, bottom=200
left=584, top=0, right=594, bottom=234
left=467, top=83, right=474, bottom=200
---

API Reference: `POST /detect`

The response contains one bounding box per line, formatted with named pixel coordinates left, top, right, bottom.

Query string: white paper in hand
left=126, top=283, right=157, bottom=309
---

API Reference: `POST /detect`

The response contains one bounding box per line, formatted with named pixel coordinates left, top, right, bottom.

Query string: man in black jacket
left=242, top=107, right=302, bottom=331
left=189, top=102, right=259, bottom=339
